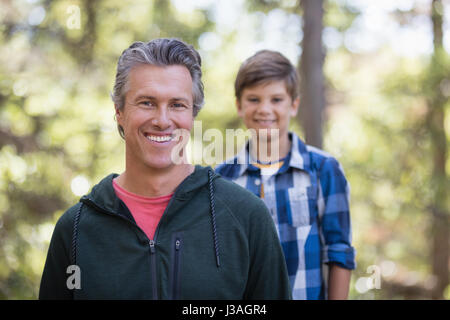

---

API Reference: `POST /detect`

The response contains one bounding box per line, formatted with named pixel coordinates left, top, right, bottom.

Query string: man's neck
left=116, top=163, right=195, bottom=198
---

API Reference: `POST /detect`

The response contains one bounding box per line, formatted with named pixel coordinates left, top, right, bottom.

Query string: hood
left=82, top=165, right=219, bottom=213
left=73, top=165, right=222, bottom=268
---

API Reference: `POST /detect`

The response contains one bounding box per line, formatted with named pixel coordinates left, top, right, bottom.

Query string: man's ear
left=290, top=96, right=300, bottom=117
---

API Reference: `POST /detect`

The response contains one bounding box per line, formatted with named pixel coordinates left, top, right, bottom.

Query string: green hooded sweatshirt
left=39, top=166, right=291, bottom=300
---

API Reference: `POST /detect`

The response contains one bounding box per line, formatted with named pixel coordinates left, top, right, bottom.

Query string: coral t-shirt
left=112, top=179, right=173, bottom=240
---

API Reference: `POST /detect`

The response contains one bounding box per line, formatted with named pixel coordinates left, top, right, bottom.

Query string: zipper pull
left=175, top=239, right=181, bottom=251
left=149, top=239, right=156, bottom=254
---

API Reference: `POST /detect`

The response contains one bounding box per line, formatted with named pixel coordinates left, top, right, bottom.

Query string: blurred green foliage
left=0, top=0, right=448, bottom=299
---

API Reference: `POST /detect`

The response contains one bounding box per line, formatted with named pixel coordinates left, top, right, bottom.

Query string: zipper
left=172, top=236, right=182, bottom=299
left=149, top=239, right=158, bottom=300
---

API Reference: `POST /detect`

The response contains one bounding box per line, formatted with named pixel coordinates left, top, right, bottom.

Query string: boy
left=39, top=40, right=291, bottom=299
left=216, top=50, right=356, bottom=300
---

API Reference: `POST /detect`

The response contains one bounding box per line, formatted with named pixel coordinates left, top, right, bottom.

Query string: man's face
left=237, top=80, right=299, bottom=142
left=116, top=64, right=194, bottom=170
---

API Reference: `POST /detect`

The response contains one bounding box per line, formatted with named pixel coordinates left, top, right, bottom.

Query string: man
left=216, top=50, right=356, bottom=300
left=39, top=39, right=291, bottom=299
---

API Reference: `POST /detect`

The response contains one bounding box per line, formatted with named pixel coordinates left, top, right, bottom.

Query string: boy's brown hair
left=234, top=50, right=299, bottom=101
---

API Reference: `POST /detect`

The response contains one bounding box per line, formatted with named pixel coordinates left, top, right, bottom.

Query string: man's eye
left=172, top=103, right=186, bottom=109
left=272, top=98, right=283, bottom=103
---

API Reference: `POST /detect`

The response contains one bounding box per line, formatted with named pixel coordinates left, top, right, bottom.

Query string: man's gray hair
left=112, top=38, right=204, bottom=138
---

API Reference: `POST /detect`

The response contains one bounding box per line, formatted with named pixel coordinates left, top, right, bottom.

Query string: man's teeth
left=146, top=135, right=173, bottom=142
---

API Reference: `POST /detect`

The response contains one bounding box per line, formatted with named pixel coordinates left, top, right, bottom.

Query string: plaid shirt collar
left=235, top=132, right=311, bottom=175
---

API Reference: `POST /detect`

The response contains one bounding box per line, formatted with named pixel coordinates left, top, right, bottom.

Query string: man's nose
left=151, top=106, right=171, bottom=129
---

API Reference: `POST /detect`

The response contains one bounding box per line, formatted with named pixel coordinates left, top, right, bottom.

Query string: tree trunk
left=298, top=0, right=325, bottom=148
left=429, top=0, right=449, bottom=300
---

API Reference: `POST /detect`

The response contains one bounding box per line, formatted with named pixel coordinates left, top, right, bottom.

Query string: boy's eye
left=247, top=98, right=259, bottom=103
left=139, top=101, right=154, bottom=107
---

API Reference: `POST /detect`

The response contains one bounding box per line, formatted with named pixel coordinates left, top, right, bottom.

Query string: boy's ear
left=115, top=105, right=123, bottom=124
left=290, top=96, right=300, bottom=117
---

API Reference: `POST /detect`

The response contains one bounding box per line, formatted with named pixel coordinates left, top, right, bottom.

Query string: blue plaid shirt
left=216, top=132, right=356, bottom=300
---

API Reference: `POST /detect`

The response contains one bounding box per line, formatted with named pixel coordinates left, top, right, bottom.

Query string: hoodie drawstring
left=208, top=170, right=220, bottom=268
left=72, top=170, right=220, bottom=269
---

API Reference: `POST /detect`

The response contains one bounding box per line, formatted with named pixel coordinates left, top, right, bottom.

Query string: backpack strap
left=71, top=202, right=83, bottom=266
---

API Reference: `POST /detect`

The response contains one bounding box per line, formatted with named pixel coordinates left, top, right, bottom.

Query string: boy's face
left=237, top=80, right=299, bottom=142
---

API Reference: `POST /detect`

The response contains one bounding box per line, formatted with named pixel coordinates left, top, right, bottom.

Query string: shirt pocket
left=287, top=187, right=317, bottom=227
